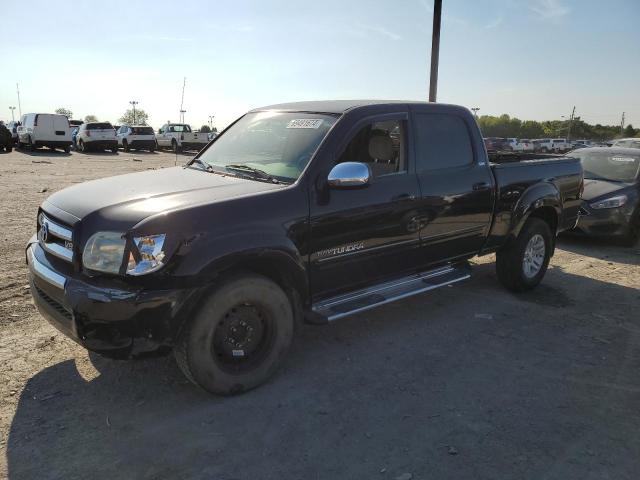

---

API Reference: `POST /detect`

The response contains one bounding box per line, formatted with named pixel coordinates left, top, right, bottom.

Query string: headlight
left=83, top=232, right=126, bottom=274
left=127, top=234, right=166, bottom=276
left=590, top=195, right=627, bottom=209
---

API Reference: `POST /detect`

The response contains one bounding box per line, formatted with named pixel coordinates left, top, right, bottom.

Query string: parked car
left=484, top=137, right=512, bottom=151
left=6, top=121, right=20, bottom=144
left=533, top=138, right=569, bottom=153
left=571, top=139, right=592, bottom=148
left=514, top=139, right=534, bottom=152
left=610, top=138, right=640, bottom=149
left=76, top=122, right=118, bottom=153
left=156, top=123, right=208, bottom=152
left=26, top=100, right=583, bottom=395
left=116, top=125, right=156, bottom=152
left=17, top=113, right=72, bottom=152
left=569, top=147, right=640, bottom=245
left=0, top=122, right=13, bottom=152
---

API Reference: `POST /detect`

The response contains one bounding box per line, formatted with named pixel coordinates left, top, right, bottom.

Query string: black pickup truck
left=27, top=101, right=583, bottom=394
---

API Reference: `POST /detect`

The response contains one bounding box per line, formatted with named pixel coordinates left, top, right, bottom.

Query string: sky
left=1, top=0, right=638, bottom=130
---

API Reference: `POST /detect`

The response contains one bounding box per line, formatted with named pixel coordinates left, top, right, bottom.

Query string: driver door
left=309, top=113, right=423, bottom=300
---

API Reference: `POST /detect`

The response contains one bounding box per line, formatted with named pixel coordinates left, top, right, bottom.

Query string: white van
left=17, top=113, right=72, bottom=152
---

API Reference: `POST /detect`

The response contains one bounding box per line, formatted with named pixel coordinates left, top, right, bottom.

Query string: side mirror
left=327, top=162, right=371, bottom=188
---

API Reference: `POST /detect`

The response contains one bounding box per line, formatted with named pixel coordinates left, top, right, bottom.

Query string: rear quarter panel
left=483, top=158, right=582, bottom=252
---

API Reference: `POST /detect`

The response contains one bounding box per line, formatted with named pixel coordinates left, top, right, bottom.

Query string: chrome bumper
left=26, top=244, right=66, bottom=290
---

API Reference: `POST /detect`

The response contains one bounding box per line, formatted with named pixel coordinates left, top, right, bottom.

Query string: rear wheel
left=111, top=146, right=118, bottom=153
left=123, top=139, right=129, bottom=152
left=78, top=140, right=85, bottom=152
left=174, top=274, right=294, bottom=395
left=63, top=146, right=70, bottom=153
left=496, top=217, right=553, bottom=292
left=29, top=137, right=36, bottom=151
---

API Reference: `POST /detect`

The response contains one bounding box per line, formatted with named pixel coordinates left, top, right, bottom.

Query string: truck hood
left=582, top=178, right=630, bottom=201
left=44, top=166, right=284, bottom=227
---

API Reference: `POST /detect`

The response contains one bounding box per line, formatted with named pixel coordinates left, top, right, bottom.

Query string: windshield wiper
left=225, top=164, right=283, bottom=184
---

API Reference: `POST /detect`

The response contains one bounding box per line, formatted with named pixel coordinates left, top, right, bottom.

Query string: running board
left=311, top=263, right=471, bottom=322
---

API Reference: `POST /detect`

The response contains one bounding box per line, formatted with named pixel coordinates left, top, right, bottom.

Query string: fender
left=511, top=181, right=561, bottom=239
left=172, top=228, right=309, bottom=302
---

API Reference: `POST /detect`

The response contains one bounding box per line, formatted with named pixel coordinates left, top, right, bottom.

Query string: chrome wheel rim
left=523, top=234, right=545, bottom=279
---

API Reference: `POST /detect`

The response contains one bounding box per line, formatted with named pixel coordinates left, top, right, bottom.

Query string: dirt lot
left=0, top=148, right=639, bottom=479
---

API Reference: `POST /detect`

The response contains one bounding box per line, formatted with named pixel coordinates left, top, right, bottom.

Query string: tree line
left=476, top=114, right=638, bottom=140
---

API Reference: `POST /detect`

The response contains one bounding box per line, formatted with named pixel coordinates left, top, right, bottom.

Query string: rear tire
left=29, top=137, right=36, bottom=151
left=64, top=146, right=70, bottom=153
left=496, top=217, right=553, bottom=292
left=111, top=147, right=118, bottom=153
left=174, top=274, right=294, bottom=395
left=78, top=140, right=85, bottom=153
left=123, top=140, right=129, bottom=152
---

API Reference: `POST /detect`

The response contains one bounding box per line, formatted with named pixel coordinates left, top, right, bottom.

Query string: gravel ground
left=0, top=148, right=639, bottom=480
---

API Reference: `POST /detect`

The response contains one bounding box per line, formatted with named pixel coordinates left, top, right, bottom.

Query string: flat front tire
left=174, top=274, right=294, bottom=395
left=496, top=217, right=553, bottom=292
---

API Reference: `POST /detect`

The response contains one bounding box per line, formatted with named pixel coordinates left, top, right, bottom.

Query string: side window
left=336, top=119, right=406, bottom=178
left=414, top=113, right=473, bottom=171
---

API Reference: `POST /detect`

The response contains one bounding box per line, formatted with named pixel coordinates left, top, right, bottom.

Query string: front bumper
left=572, top=203, right=635, bottom=237
left=26, top=243, right=200, bottom=359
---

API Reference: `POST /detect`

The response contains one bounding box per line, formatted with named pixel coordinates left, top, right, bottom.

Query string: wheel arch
left=511, top=182, right=561, bottom=240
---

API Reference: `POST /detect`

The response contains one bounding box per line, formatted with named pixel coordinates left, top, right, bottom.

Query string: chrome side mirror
left=327, top=162, right=371, bottom=188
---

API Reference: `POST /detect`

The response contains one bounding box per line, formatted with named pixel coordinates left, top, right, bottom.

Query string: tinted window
left=415, top=113, right=473, bottom=170
left=132, top=127, right=154, bottom=135
left=86, top=122, right=113, bottom=130
left=168, top=124, right=191, bottom=133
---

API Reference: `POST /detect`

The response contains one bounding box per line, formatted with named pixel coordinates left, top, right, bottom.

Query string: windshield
left=168, top=124, right=191, bottom=133
left=573, top=151, right=640, bottom=182
left=196, top=111, right=338, bottom=182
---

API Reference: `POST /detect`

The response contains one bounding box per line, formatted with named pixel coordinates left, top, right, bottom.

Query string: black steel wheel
left=174, top=273, right=294, bottom=395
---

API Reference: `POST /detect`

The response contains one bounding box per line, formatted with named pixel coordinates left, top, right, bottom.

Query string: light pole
left=9, top=106, right=16, bottom=122
left=471, top=107, right=480, bottom=118
left=129, top=101, right=138, bottom=124
left=208, top=115, right=215, bottom=129
left=428, top=0, right=443, bottom=102
left=180, top=110, right=186, bottom=123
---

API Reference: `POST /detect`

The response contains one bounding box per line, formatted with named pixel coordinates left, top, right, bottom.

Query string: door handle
left=472, top=182, right=490, bottom=191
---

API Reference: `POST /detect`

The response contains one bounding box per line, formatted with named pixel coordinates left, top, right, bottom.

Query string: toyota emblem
left=39, top=221, right=49, bottom=243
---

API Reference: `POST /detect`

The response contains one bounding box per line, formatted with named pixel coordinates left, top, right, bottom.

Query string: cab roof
left=252, top=100, right=452, bottom=114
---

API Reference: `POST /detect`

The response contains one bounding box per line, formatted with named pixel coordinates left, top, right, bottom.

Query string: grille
left=37, top=212, right=74, bottom=263
left=34, top=285, right=73, bottom=321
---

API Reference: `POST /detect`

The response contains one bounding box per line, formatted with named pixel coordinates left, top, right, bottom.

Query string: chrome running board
left=312, top=262, right=471, bottom=322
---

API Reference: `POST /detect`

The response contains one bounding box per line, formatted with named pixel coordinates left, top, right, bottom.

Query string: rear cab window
left=414, top=113, right=474, bottom=170
left=87, top=122, right=114, bottom=130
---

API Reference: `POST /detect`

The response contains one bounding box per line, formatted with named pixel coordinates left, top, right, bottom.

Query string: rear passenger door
left=411, top=107, right=494, bottom=264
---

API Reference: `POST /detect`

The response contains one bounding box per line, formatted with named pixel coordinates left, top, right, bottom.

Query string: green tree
left=119, top=108, right=149, bottom=125
left=84, top=115, right=98, bottom=123
left=623, top=124, right=637, bottom=137
left=200, top=125, right=211, bottom=133
left=55, top=108, right=73, bottom=119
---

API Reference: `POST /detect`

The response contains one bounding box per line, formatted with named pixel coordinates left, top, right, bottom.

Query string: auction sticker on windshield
left=286, top=119, right=324, bottom=129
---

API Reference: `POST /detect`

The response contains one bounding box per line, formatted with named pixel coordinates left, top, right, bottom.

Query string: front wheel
left=174, top=274, right=294, bottom=395
left=496, top=217, right=552, bottom=292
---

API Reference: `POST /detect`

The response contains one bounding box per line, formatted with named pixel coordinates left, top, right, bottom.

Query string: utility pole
left=428, top=0, right=442, bottom=102
left=179, top=77, right=186, bottom=123
left=471, top=107, right=480, bottom=118
left=567, top=105, right=575, bottom=141
left=16, top=83, right=22, bottom=118
left=620, top=112, right=625, bottom=133
left=129, top=100, right=138, bottom=124
left=9, top=107, right=16, bottom=122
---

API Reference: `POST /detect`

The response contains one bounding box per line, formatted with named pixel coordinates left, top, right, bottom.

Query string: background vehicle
left=534, top=138, right=569, bottom=153
left=484, top=137, right=512, bottom=151
left=116, top=125, right=156, bottom=152
left=0, top=122, right=13, bottom=152
left=76, top=122, right=118, bottom=153
left=6, top=121, right=20, bottom=144
left=17, top=113, right=72, bottom=152
left=156, top=123, right=208, bottom=152
left=569, top=147, right=640, bottom=245
left=26, top=101, right=582, bottom=395
left=610, top=138, right=640, bottom=149
left=514, top=139, right=534, bottom=152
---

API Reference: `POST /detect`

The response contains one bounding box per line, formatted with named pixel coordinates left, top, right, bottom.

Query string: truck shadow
left=14, top=149, right=72, bottom=158
left=557, top=235, right=639, bottom=266
left=5, top=263, right=640, bottom=479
